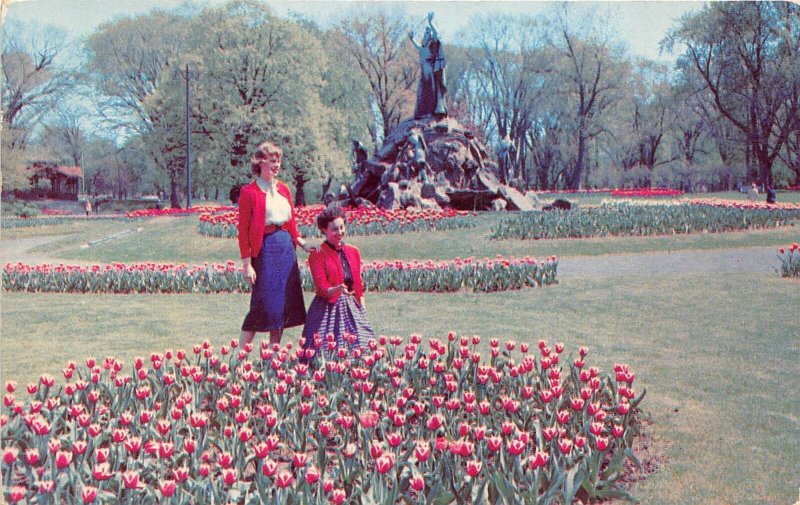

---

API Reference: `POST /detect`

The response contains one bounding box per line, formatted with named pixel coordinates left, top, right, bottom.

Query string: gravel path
left=558, top=246, right=781, bottom=278
left=1, top=235, right=782, bottom=277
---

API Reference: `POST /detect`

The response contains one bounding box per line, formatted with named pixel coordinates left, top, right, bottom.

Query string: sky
left=5, top=0, right=706, bottom=63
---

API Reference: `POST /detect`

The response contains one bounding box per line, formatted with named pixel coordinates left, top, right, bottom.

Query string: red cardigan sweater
left=237, top=180, right=301, bottom=259
left=307, top=242, right=364, bottom=304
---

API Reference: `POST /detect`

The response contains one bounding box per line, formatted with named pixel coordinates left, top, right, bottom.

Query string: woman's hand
left=244, top=264, right=257, bottom=285
left=300, top=241, right=318, bottom=254
left=327, top=283, right=351, bottom=298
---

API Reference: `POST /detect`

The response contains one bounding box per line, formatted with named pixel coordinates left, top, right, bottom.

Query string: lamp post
left=174, top=65, right=199, bottom=209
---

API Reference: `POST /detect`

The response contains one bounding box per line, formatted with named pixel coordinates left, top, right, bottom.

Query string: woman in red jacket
left=301, top=205, right=374, bottom=360
left=238, top=141, right=313, bottom=347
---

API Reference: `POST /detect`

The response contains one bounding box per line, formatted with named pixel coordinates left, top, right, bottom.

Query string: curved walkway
left=1, top=234, right=782, bottom=278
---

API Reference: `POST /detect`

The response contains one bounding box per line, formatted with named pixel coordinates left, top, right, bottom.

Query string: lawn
left=2, top=196, right=800, bottom=504
left=10, top=210, right=799, bottom=265
left=1, top=273, right=798, bottom=504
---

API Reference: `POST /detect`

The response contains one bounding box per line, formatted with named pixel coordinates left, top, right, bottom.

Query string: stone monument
left=347, top=12, right=533, bottom=211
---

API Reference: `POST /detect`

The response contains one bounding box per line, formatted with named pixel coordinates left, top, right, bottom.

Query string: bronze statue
left=403, top=127, right=428, bottom=180
left=497, top=134, right=516, bottom=184
left=409, top=12, right=447, bottom=118
left=351, top=139, right=368, bottom=174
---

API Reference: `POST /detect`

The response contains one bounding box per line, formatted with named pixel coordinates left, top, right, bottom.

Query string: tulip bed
left=0, top=334, right=644, bottom=504
left=198, top=207, right=478, bottom=239
left=686, top=198, right=800, bottom=211
left=609, top=188, right=683, bottom=198
left=777, top=243, right=800, bottom=278
left=490, top=201, right=800, bottom=240
left=125, top=205, right=236, bottom=219
left=3, top=256, right=558, bottom=295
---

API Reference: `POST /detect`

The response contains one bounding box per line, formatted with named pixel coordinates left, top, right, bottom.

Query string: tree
left=1, top=20, right=73, bottom=190
left=549, top=5, right=625, bottom=189
left=338, top=7, right=417, bottom=146
left=664, top=2, right=800, bottom=185
left=458, top=13, right=554, bottom=186
left=185, top=0, right=351, bottom=206
left=83, top=8, right=193, bottom=206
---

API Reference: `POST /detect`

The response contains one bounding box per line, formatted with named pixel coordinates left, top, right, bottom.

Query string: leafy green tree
left=185, top=0, right=352, bottom=206
left=84, top=9, right=193, bottom=206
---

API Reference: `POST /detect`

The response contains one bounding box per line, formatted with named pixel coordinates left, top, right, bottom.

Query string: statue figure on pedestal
left=497, top=134, right=516, bottom=184
left=409, top=12, right=447, bottom=118
left=351, top=139, right=369, bottom=175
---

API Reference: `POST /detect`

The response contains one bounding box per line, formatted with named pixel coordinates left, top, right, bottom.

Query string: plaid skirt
left=301, top=294, right=375, bottom=357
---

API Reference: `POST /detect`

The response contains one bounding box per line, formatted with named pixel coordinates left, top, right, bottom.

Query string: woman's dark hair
left=316, top=204, right=347, bottom=231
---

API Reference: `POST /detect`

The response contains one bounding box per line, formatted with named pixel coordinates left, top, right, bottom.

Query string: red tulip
left=276, top=470, right=294, bottom=488
left=507, top=439, right=526, bottom=456
left=81, top=486, right=97, bottom=504
left=376, top=453, right=395, bottom=474
left=306, top=464, right=321, bottom=484
left=331, top=489, right=347, bottom=504
left=123, top=471, right=143, bottom=489
left=55, top=450, right=73, bottom=468
left=160, top=479, right=177, bottom=498
left=414, top=440, right=431, bottom=462
left=38, top=480, right=56, bottom=494
left=24, top=448, right=39, bottom=465
left=3, top=446, right=19, bottom=464
left=595, top=436, right=610, bottom=451
left=262, top=458, right=278, bottom=476
left=222, top=468, right=237, bottom=486
left=466, top=459, right=482, bottom=477
left=92, top=463, right=112, bottom=481
left=558, top=438, right=573, bottom=455
left=8, top=486, right=26, bottom=503
left=529, top=450, right=550, bottom=470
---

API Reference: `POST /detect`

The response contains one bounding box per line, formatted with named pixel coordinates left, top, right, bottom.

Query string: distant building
left=27, top=161, right=83, bottom=200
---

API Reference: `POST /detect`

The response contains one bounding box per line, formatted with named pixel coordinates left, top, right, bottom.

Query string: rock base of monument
left=347, top=115, right=539, bottom=211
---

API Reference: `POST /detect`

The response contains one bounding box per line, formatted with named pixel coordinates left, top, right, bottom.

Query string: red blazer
left=308, top=242, right=364, bottom=304
left=237, top=180, right=301, bottom=259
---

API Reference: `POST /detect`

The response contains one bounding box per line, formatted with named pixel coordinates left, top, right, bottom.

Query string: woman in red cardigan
left=301, top=205, right=374, bottom=360
left=238, top=141, right=313, bottom=348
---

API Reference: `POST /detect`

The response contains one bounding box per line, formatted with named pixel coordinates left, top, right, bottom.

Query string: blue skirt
left=302, top=294, right=374, bottom=356
left=241, top=230, right=306, bottom=332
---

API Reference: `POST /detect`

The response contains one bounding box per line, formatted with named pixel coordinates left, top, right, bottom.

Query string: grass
left=3, top=192, right=800, bottom=503
left=11, top=212, right=798, bottom=264
left=1, top=273, right=798, bottom=504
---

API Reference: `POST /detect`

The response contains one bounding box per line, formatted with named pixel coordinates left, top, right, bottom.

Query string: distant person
left=765, top=184, right=776, bottom=204
left=301, top=205, right=374, bottom=361
left=229, top=184, right=242, bottom=206
left=747, top=182, right=759, bottom=201
left=84, top=199, right=92, bottom=216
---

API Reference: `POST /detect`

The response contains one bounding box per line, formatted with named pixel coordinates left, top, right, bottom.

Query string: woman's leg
left=269, top=329, right=283, bottom=345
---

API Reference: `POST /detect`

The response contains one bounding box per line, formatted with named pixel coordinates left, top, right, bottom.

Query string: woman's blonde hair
left=250, top=141, right=283, bottom=176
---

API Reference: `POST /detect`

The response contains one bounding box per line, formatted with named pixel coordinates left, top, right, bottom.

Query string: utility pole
left=184, top=64, right=191, bottom=209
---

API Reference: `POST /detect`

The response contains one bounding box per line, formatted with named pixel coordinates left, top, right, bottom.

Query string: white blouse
left=256, top=178, right=292, bottom=226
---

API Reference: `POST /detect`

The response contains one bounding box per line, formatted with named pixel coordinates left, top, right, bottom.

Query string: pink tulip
left=160, top=479, right=177, bottom=497
left=331, top=489, right=347, bottom=504
left=92, top=463, right=112, bottom=481
left=3, top=446, right=19, bottom=464
left=55, top=450, right=73, bottom=468
left=529, top=450, right=550, bottom=470
left=466, top=459, right=482, bottom=477
left=262, top=458, right=278, bottom=476
left=122, top=471, right=143, bottom=489
left=376, top=453, right=395, bottom=474
left=276, top=470, right=294, bottom=488
left=306, top=465, right=321, bottom=484
left=414, top=440, right=431, bottom=462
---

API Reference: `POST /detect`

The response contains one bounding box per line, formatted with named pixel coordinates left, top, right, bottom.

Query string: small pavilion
left=27, top=161, right=83, bottom=200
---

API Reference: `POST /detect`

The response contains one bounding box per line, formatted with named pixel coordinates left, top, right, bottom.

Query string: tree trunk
left=169, top=166, right=180, bottom=209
